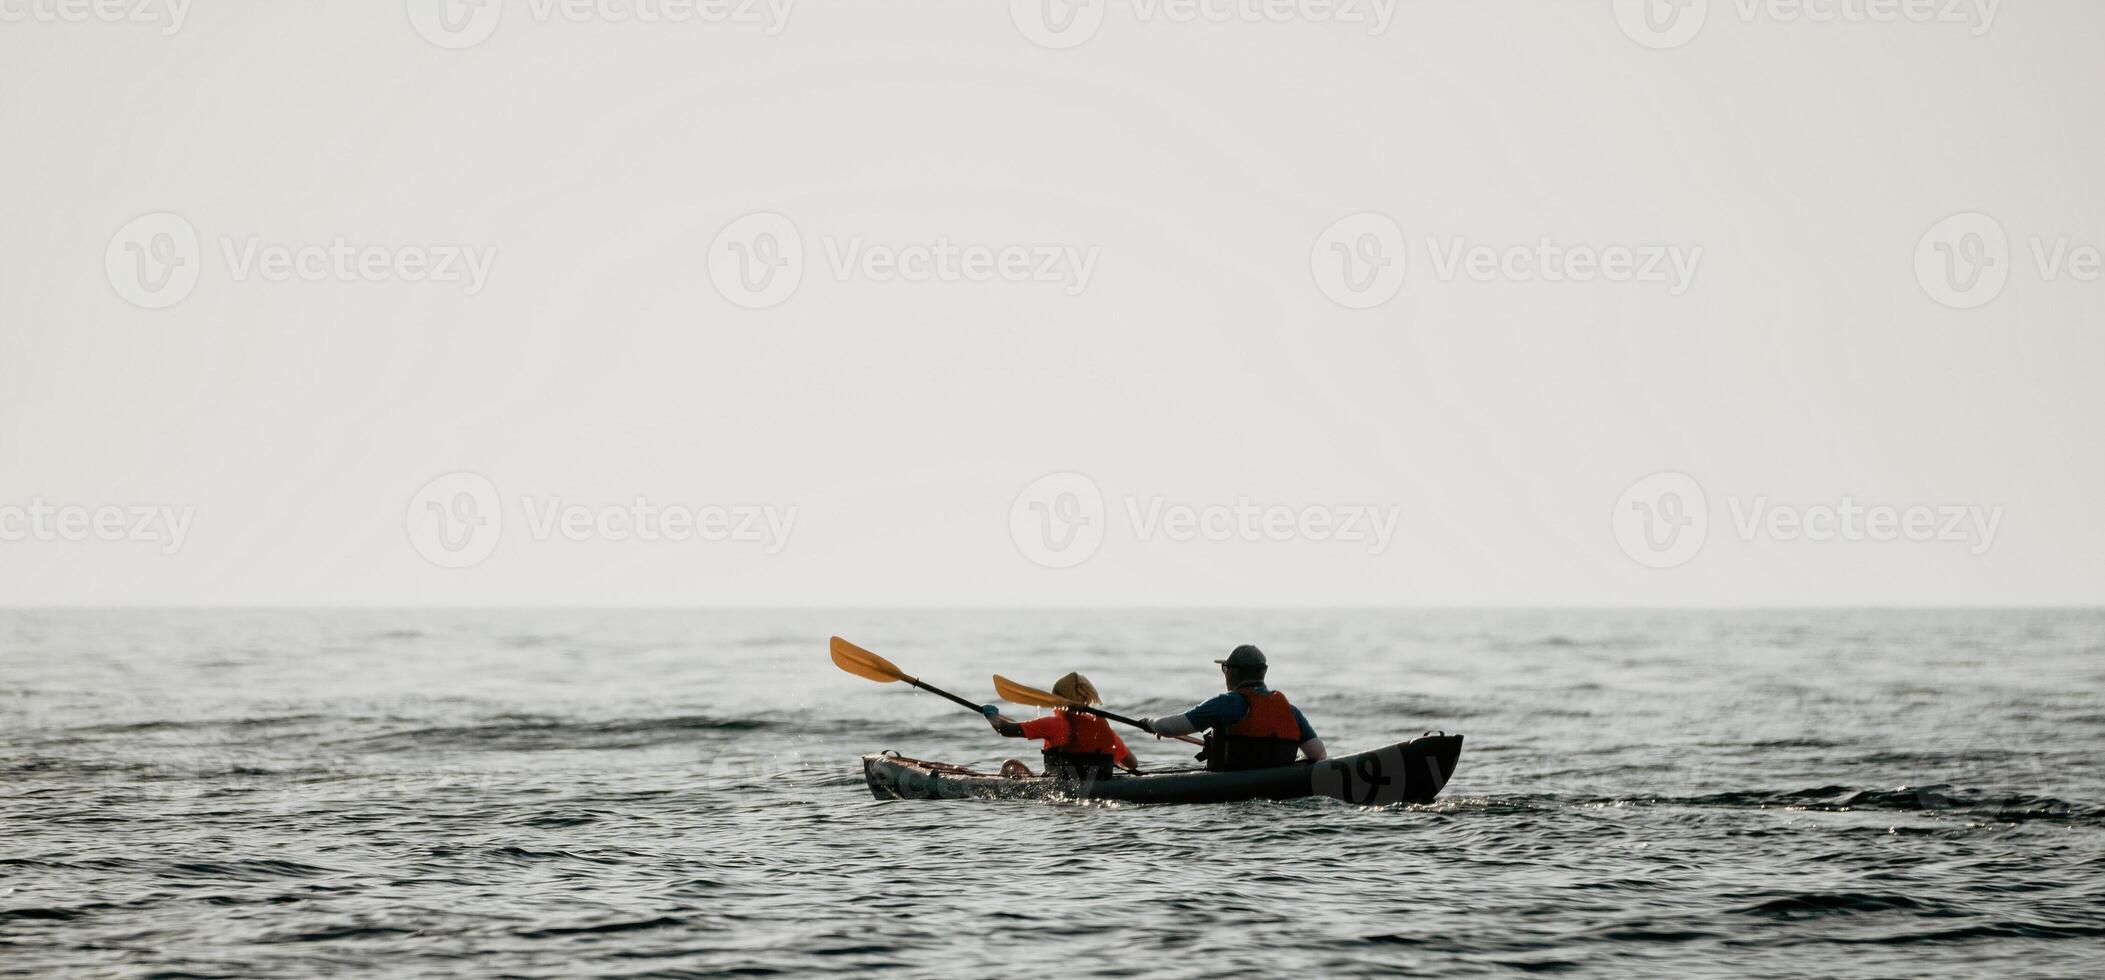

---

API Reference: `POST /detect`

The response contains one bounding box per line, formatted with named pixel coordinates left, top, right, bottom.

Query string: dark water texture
left=3, top=609, right=2102, bottom=978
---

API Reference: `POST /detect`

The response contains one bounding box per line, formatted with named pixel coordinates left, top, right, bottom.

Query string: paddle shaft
left=1069, top=704, right=1204, bottom=746
left=902, top=676, right=988, bottom=715
left=989, top=673, right=1205, bottom=746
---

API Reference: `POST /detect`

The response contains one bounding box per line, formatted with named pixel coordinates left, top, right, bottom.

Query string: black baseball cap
left=1214, top=645, right=1266, bottom=669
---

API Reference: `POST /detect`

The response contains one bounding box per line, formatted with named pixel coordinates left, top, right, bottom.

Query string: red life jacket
left=1041, top=708, right=1121, bottom=779
left=1205, top=688, right=1303, bottom=772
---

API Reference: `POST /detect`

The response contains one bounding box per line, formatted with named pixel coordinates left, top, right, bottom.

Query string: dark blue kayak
left=863, top=733, right=1463, bottom=805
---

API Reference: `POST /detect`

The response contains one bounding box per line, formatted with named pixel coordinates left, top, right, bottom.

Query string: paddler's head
left=1052, top=671, right=1101, bottom=706
left=1215, top=644, right=1267, bottom=690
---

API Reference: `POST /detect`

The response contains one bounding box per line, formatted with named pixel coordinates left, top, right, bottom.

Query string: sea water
left=3, top=609, right=2100, bottom=977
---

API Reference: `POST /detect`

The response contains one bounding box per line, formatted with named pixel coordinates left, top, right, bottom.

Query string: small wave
left=267, top=924, right=419, bottom=943
left=0, top=757, right=148, bottom=777
left=484, top=846, right=640, bottom=867
left=502, top=634, right=571, bottom=649
left=1827, top=921, right=2105, bottom=944
left=1595, top=785, right=2090, bottom=822
left=163, top=859, right=340, bottom=882
left=808, top=943, right=898, bottom=957
left=1355, top=933, right=1430, bottom=946
left=1734, top=892, right=1936, bottom=919
left=1692, top=736, right=1850, bottom=750
left=1588, top=926, right=1719, bottom=944
left=512, top=810, right=603, bottom=829
left=342, top=714, right=775, bottom=753
left=517, top=916, right=686, bottom=939
left=0, top=906, right=84, bottom=924
left=62, top=714, right=329, bottom=737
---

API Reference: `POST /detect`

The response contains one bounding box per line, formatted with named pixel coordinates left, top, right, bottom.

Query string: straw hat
left=1051, top=671, right=1101, bottom=705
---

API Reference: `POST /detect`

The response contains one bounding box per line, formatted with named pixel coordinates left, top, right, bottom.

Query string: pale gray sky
left=2, top=1, right=2099, bottom=606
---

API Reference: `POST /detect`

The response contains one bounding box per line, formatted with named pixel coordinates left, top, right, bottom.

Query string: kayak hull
left=862, top=734, right=1463, bottom=806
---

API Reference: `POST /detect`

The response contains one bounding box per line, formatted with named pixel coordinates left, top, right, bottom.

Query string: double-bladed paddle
left=829, top=636, right=990, bottom=716
left=829, top=637, right=1207, bottom=750
left=992, top=673, right=1204, bottom=746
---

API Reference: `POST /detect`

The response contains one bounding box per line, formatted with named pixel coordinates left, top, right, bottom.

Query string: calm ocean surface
left=3, top=609, right=2101, bottom=978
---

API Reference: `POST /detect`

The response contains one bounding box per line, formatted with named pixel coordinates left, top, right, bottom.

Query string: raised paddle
left=992, top=674, right=1205, bottom=746
left=829, top=636, right=989, bottom=716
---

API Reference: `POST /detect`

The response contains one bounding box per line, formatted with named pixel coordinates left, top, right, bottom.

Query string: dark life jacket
left=1202, top=688, right=1303, bottom=772
left=1040, top=708, right=1121, bottom=779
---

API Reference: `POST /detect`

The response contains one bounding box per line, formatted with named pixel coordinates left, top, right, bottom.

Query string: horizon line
left=3, top=603, right=2100, bottom=612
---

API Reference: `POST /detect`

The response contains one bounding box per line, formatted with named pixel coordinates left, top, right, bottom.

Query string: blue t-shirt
left=1182, top=685, right=1317, bottom=743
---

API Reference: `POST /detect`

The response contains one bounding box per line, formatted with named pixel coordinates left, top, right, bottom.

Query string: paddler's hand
left=1135, top=716, right=1156, bottom=734
left=981, top=705, right=1004, bottom=731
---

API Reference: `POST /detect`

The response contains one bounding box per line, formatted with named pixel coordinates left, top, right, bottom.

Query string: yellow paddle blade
left=993, top=673, right=1072, bottom=708
left=831, top=636, right=909, bottom=684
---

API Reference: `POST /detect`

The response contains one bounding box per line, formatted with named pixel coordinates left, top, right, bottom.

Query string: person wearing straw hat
left=983, top=671, right=1138, bottom=779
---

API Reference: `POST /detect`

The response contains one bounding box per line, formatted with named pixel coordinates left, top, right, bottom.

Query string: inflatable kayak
left=862, top=733, right=1463, bottom=805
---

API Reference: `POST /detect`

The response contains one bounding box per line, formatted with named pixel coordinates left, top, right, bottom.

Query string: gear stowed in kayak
left=862, top=733, right=1463, bottom=805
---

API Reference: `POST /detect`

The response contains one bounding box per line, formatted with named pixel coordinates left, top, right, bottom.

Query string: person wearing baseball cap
left=1139, top=645, right=1326, bottom=771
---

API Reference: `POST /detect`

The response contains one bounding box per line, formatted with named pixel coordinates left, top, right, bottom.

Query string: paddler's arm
left=1293, top=707, right=1327, bottom=762
left=983, top=707, right=1073, bottom=744
left=1108, top=730, right=1139, bottom=772
left=1142, top=713, right=1200, bottom=737
left=981, top=705, right=1026, bottom=738
left=1139, top=692, right=1244, bottom=739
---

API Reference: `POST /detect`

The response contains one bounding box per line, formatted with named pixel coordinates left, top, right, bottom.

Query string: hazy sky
left=2, top=1, right=2100, bottom=606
